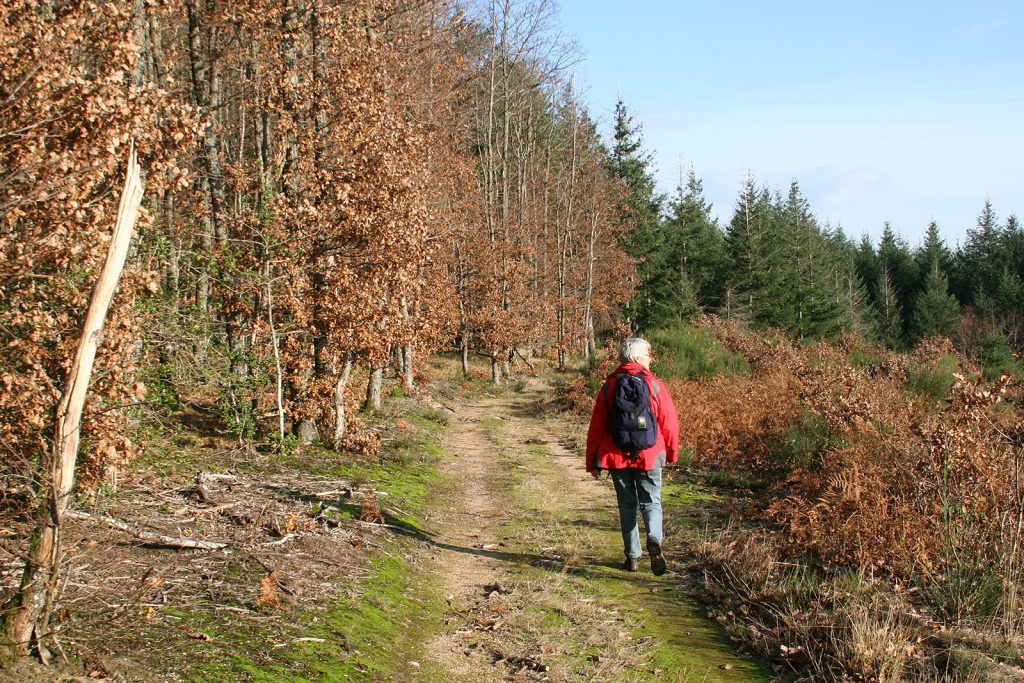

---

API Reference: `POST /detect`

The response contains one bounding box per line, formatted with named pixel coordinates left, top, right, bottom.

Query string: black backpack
left=607, top=372, right=658, bottom=459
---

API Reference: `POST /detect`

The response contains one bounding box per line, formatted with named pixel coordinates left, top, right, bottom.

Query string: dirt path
left=404, top=379, right=774, bottom=682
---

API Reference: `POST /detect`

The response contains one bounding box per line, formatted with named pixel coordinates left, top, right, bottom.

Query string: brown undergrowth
left=565, top=318, right=1024, bottom=680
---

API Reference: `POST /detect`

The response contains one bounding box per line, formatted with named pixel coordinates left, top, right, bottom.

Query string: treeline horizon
left=616, top=113, right=1022, bottom=367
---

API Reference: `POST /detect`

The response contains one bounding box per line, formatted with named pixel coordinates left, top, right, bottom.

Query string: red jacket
left=586, top=362, right=680, bottom=472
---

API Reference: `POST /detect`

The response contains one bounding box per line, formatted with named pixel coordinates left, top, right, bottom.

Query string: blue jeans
left=610, top=467, right=663, bottom=559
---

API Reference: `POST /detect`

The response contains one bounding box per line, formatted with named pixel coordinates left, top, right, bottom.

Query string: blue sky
left=556, top=0, right=1024, bottom=247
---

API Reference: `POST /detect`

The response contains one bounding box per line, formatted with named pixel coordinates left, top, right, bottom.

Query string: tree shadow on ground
left=423, top=538, right=655, bottom=585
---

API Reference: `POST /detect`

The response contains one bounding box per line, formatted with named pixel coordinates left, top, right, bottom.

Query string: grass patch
left=697, top=467, right=768, bottom=492
left=905, top=354, right=959, bottom=402
left=175, top=399, right=452, bottom=681
left=647, top=323, right=750, bottom=381
left=772, top=408, right=840, bottom=471
left=848, top=347, right=887, bottom=370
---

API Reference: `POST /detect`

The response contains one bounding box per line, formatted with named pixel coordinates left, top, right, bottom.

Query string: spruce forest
left=2, top=0, right=1023, bottom=681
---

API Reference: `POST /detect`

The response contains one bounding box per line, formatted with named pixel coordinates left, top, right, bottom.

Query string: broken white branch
left=65, top=510, right=227, bottom=550
left=262, top=533, right=296, bottom=547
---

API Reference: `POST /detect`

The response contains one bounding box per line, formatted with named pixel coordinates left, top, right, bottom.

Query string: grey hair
left=618, top=337, right=651, bottom=363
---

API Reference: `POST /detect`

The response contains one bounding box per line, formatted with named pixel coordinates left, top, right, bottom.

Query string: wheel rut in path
left=407, top=380, right=772, bottom=682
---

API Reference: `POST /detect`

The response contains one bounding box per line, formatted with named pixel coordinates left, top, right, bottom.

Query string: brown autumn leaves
left=0, top=0, right=634, bottom=500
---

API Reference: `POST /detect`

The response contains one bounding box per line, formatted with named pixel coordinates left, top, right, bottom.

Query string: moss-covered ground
left=482, top=412, right=773, bottom=682
left=3, top=363, right=776, bottom=682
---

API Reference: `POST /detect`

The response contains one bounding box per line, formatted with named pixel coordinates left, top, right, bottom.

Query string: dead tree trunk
left=363, top=366, right=383, bottom=412
left=402, top=344, right=414, bottom=391
left=333, top=356, right=354, bottom=446
left=3, top=145, right=144, bottom=658
left=266, top=265, right=285, bottom=439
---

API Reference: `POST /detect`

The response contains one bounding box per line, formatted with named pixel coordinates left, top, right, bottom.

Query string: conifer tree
left=954, top=200, right=1002, bottom=306
left=912, top=259, right=961, bottom=341
left=908, top=220, right=959, bottom=343
left=783, top=181, right=846, bottom=339
left=877, top=222, right=918, bottom=337
left=914, top=220, right=953, bottom=278
left=1005, top=215, right=1024, bottom=280
left=724, top=179, right=851, bottom=339
left=854, top=234, right=881, bottom=310
left=833, top=233, right=877, bottom=339
left=876, top=267, right=905, bottom=347
left=607, top=100, right=663, bottom=329
left=724, top=176, right=771, bottom=324
left=660, top=167, right=727, bottom=314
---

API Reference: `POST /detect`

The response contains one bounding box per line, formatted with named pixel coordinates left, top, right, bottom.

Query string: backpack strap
left=602, top=373, right=623, bottom=411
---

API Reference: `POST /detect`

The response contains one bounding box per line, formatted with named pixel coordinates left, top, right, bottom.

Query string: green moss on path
left=520, top=444, right=770, bottom=681
left=168, top=377, right=774, bottom=682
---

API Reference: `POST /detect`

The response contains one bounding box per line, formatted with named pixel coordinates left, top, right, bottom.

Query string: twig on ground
left=174, top=501, right=240, bottom=517
left=263, top=533, right=296, bottom=547
left=65, top=510, right=228, bottom=550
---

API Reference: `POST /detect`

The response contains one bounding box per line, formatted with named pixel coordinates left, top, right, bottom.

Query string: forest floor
left=1, top=361, right=775, bottom=682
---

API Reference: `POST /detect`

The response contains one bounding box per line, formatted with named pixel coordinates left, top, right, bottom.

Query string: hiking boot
left=622, top=556, right=640, bottom=572
left=647, top=537, right=667, bottom=576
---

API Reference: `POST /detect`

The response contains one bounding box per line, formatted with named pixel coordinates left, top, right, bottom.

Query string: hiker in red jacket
left=586, top=337, right=680, bottom=574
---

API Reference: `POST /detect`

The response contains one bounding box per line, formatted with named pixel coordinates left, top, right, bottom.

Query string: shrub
left=847, top=347, right=886, bottom=370
left=773, top=409, right=839, bottom=471
left=978, top=333, right=1024, bottom=380
left=905, top=354, right=958, bottom=401
left=136, top=362, right=181, bottom=412
left=646, top=322, right=749, bottom=381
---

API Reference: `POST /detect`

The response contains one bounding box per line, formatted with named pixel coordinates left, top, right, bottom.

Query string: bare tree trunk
left=490, top=354, right=501, bottom=386
left=557, top=84, right=579, bottom=371
left=3, top=146, right=144, bottom=658
left=399, top=295, right=414, bottom=390
left=185, top=0, right=227, bottom=241
left=196, top=177, right=212, bottom=313
left=461, top=337, right=470, bottom=377
left=402, top=344, right=414, bottom=391
left=266, top=266, right=285, bottom=440
left=163, top=190, right=180, bottom=298
left=364, top=366, right=383, bottom=412
left=583, top=192, right=599, bottom=362
left=333, top=356, right=354, bottom=446
left=391, top=344, right=404, bottom=376
left=280, top=2, right=303, bottom=198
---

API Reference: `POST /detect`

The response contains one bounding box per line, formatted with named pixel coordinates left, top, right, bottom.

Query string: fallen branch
left=262, top=533, right=296, bottom=547
left=512, top=347, right=535, bottom=371
left=197, top=472, right=237, bottom=484
left=65, top=510, right=227, bottom=550
left=173, top=501, right=240, bottom=517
